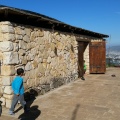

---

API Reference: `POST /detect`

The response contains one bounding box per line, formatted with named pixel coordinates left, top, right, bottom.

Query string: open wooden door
left=89, top=41, right=106, bottom=73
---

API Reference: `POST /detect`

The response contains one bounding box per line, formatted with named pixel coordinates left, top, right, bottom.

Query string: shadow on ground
left=18, top=105, right=41, bottom=120
left=14, top=89, right=41, bottom=120
left=71, top=104, right=80, bottom=120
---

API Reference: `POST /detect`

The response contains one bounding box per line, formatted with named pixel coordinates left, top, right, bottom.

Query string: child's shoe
left=81, top=77, right=85, bottom=80
left=9, top=110, right=15, bottom=115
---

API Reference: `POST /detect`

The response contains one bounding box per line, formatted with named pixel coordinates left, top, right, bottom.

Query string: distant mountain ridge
left=107, top=46, right=120, bottom=52
left=106, top=45, right=120, bottom=59
left=106, top=45, right=120, bottom=66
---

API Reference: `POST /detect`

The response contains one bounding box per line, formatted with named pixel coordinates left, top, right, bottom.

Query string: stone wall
left=0, top=21, right=79, bottom=108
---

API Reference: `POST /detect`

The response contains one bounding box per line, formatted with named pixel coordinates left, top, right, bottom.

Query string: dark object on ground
left=81, top=77, right=85, bottom=80
left=111, top=74, right=116, bottom=77
left=18, top=105, right=41, bottom=120
left=0, top=101, right=2, bottom=116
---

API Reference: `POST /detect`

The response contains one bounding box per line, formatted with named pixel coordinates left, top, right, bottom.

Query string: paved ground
left=1, top=67, right=120, bottom=120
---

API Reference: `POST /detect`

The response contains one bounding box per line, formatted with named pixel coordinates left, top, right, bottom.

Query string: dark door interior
left=78, top=42, right=84, bottom=77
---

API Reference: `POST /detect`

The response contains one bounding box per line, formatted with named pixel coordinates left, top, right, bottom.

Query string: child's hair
left=17, top=68, right=24, bottom=75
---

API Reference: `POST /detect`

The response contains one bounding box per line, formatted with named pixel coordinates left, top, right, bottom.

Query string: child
left=9, top=68, right=28, bottom=115
left=81, top=60, right=86, bottom=80
left=83, top=60, right=87, bottom=75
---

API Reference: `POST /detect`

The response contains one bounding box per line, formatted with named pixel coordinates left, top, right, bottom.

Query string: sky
left=0, top=0, right=120, bottom=46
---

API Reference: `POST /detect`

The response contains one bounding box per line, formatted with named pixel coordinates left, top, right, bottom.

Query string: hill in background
left=106, top=45, right=120, bottom=59
left=107, top=46, right=120, bottom=52
left=106, top=45, right=120, bottom=66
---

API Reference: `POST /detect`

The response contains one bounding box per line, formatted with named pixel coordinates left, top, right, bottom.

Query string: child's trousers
left=10, top=94, right=26, bottom=112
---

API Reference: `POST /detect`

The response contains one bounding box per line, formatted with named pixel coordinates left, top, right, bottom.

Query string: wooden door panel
left=89, top=41, right=106, bottom=73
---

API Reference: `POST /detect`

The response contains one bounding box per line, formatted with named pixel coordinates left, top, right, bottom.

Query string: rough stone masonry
left=0, top=21, right=86, bottom=108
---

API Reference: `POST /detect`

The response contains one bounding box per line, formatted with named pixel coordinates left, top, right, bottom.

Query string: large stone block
left=0, top=33, right=15, bottom=41
left=27, top=79, right=35, bottom=87
left=38, top=30, right=44, bottom=37
left=27, top=42, right=36, bottom=50
left=25, top=28, right=32, bottom=36
left=57, top=42, right=63, bottom=50
left=1, top=65, right=16, bottom=75
left=4, top=33, right=15, bottom=41
left=32, top=60, right=38, bottom=69
left=0, top=21, right=12, bottom=25
left=27, top=52, right=35, bottom=61
left=25, top=62, right=32, bottom=71
left=3, top=52, right=19, bottom=65
left=18, top=49, right=26, bottom=56
left=15, top=27, right=25, bottom=35
left=38, top=63, right=45, bottom=74
left=16, top=34, right=23, bottom=40
left=4, top=86, right=13, bottom=95
left=21, top=56, right=27, bottom=65
left=6, top=99, right=12, bottom=108
left=23, top=35, right=30, bottom=43
left=2, top=76, right=13, bottom=86
left=0, top=25, right=15, bottom=33
left=0, top=86, right=4, bottom=94
left=3, top=94, right=13, bottom=100
left=30, top=32, right=36, bottom=41
left=28, top=70, right=36, bottom=79
left=19, top=41, right=27, bottom=50
left=0, top=41, right=14, bottom=52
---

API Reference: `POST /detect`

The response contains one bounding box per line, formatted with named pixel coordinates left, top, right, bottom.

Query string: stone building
left=0, top=5, right=108, bottom=108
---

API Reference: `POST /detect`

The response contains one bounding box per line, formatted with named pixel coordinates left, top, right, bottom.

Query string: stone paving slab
left=1, top=67, right=120, bottom=120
